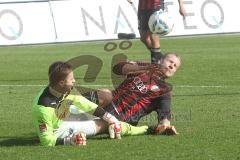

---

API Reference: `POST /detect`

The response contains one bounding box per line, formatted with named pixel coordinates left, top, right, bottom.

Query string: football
left=148, top=10, right=174, bottom=36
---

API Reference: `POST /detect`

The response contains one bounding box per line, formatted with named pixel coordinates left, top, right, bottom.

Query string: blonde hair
left=162, top=52, right=181, bottom=65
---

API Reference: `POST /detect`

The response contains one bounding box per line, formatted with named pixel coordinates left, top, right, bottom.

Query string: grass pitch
left=0, top=35, right=240, bottom=160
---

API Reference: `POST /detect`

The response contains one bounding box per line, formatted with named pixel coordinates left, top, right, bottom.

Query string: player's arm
left=113, top=61, right=150, bottom=75
left=155, top=94, right=178, bottom=135
left=177, top=0, right=187, bottom=17
left=147, top=94, right=178, bottom=135
left=126, top=0, right=133, bottom=4
left=33, top=107, right=60, bottom=146
left=155, top=93, right=172, bottom=123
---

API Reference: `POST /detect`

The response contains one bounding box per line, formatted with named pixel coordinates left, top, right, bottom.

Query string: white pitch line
left=175, top=85, right=226, bottom=88
left=0, top=84, right=45, bottom=87
left=0, top=84, right=227, bottom=88
left=0, top=84, right=110, bottom=87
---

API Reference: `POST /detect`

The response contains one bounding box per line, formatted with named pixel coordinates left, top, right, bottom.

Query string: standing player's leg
left=138, top=10, right=163, bottom=63
left=149, top=0, right=166, bottom=63
left=150, top=32, right=163, bottom=63
left=139, top=30, right=152, bottom=50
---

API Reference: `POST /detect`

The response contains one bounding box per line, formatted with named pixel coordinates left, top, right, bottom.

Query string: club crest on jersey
left=150, top=85, right=160, bottom=92
left=39, top=123, right=47, bottom=133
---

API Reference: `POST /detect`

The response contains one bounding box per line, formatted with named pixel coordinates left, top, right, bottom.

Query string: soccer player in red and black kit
left=127, top=0, right=186, bottom=63
left=84, top=53, right=181, bottom=135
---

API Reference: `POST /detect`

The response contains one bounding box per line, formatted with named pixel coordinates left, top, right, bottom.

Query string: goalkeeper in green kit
left=32, top=61, right=148, bottom=146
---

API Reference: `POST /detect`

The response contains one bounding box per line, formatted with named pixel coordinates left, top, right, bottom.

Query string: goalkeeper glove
left=64, top=132, right=87, bottom=146
left=102, top=112, right=121, bottom=139
left=108, top=122, right=121, bottom=139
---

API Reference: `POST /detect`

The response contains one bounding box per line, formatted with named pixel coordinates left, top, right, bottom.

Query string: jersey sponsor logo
left=39, top=123, right=47, bottom=133
left=132, top=76, right=147, bottom=93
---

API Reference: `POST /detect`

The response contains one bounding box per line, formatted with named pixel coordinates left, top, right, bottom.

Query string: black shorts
left=138, top=3, right=165, bottom=31
left=82, top=91, right=99, bottom=105
left=138, top=10, right=155, bottom=31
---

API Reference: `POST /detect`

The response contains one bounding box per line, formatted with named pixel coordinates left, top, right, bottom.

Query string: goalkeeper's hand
left=64, top=132, right=87, bottom=146
left=147, top=125, right=178, bottom=135
left=102, top=112, right=121, bottom=139
left=108, top=122, right=121, bottom=139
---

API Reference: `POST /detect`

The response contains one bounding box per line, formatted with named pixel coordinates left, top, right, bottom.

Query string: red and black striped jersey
left=109, top=68, right=171, bottom=125
left=138, top=0, right=164, bottom=11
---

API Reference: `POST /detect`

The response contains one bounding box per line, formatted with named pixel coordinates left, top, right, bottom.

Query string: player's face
left=161, top=55, right=181, bottom=78
left=62, top=71, right=75, bottom=92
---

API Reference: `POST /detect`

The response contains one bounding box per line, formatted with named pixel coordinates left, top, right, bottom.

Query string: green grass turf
left=0, top=35, right=240, bottom=160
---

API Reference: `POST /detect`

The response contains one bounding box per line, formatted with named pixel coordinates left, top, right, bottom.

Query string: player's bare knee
left=97, top=89, right=113, bottom=107
left=151, top=36, right=160, bottom=48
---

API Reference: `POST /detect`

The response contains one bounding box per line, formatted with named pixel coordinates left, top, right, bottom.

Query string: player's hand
left=71, top=132, right=87, bottom=145
left=108, top=122, right=121, bottom=139
left=74, top=132, right=87, bottom=145
left=156, top=125, right=178, bottom=135
left=147, top=125, right=178, bottom=135
left=127, top=0, right=133, bottom=4
left=102, top=113, right=122, bottom=139
left=65, top=132, right=87, bottom=146
left=179, top=7, right=187, bottom=17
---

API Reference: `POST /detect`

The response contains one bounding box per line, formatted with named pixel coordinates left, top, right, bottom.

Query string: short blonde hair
left=162, top=52, right=181, bottom=65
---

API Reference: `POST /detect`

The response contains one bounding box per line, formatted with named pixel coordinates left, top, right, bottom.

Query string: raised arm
left=113, top=61, right=150, bottom=75
left=178, top=0, right=187, bottom=17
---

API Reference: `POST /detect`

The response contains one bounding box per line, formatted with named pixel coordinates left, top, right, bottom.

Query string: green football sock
left=121, top=122, right=148, bottom=136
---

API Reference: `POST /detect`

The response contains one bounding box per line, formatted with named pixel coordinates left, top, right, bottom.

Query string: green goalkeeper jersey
left=32, top=86, right=98, bottom=146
